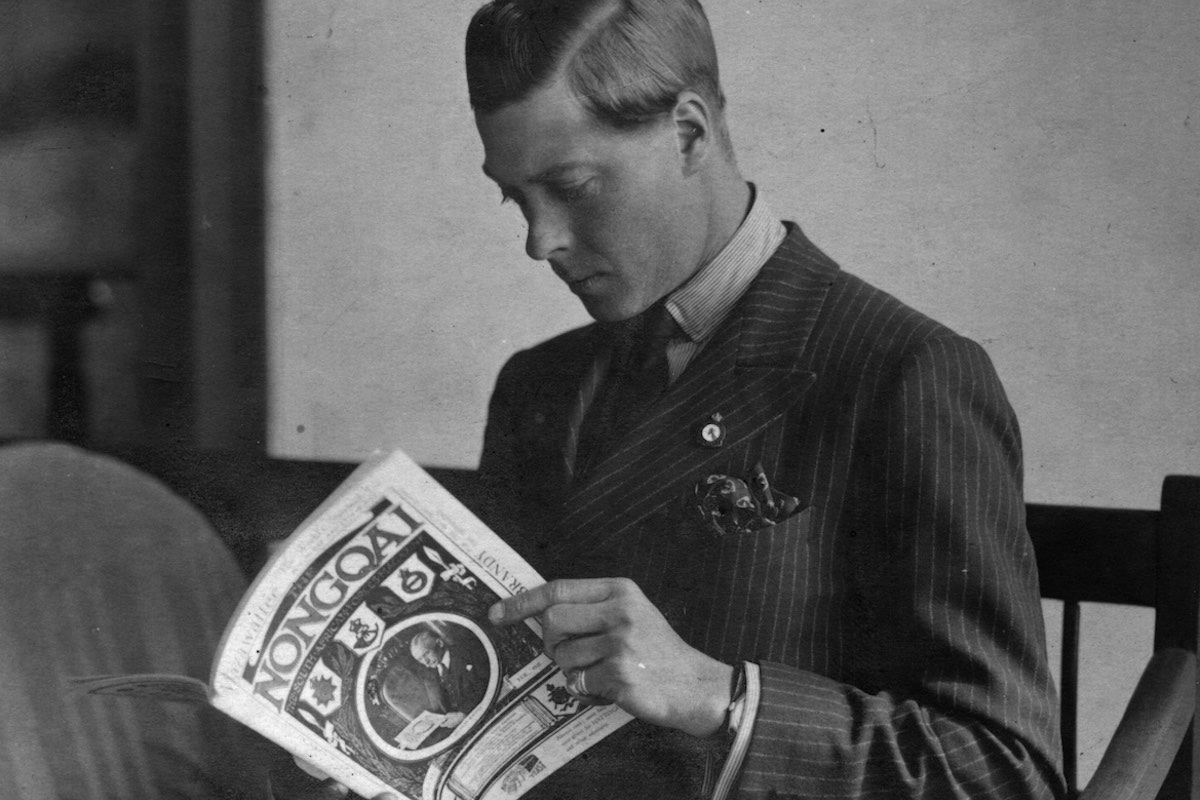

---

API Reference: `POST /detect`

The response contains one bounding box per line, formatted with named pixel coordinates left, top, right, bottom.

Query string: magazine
left=72, top=450, right=632, bottom=800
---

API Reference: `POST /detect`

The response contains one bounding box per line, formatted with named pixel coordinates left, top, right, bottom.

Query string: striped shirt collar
left=664, top=186, right=787, bottom=344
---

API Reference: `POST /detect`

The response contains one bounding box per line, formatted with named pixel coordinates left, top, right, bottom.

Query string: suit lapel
left=548, top=226, right=839, bottom=559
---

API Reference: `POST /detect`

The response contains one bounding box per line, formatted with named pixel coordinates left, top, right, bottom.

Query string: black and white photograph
left=1, top=1, right=1196, bottom=798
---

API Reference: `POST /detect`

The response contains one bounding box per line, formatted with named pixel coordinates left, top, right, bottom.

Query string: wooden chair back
left=1028, top=475, right=1200, bottom=800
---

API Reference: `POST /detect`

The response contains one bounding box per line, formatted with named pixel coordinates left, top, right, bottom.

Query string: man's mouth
left=565, top=274, right=601, bottom=293
left=551, top=261, right=605, bottom=294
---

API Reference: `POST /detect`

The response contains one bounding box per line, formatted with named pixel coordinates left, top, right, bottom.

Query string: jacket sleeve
left=734, top=335, right=1066, bottom=800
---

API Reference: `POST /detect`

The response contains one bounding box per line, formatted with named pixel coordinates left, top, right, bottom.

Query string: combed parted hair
left=465, top=0, right=727, bottom=135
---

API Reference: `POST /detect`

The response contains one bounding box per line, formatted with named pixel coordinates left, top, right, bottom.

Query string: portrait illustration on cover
left=359, top=612, right=498, bottom=761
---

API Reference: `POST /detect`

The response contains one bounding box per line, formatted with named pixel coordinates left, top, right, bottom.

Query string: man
left=468, top=1, right=1067, bottom=799
left=373, top=628, right=489, bottom=752
left=407, top=628, right=490, bottom=718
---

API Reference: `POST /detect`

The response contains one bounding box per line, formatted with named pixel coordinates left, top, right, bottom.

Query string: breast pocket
left=685, top=507, right=816, bottom=658
left=713, top=505, right=813, bottom=578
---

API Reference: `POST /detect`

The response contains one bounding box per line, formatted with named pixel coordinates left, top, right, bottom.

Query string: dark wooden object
left=0, top=274, right=121, bottom=442
left=105, top=447, right=483, bottom=576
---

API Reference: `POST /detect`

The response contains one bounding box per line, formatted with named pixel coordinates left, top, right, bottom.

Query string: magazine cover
left=76, top=450, right=631, bottom=800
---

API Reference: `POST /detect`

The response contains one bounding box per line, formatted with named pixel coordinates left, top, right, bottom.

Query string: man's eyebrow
left=480, top=162, right=594, bottom=186
left=531, top=163, right=593, bottom=182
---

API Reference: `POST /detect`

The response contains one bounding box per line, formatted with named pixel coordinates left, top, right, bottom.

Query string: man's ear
left=673, top=91, right=715, bottom=174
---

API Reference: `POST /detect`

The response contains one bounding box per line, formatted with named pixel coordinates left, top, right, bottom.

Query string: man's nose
left=524, top=204, right=571, bottom=261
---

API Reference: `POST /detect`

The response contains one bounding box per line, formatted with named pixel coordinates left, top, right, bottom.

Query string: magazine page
left=210, top=449, right=631, bottom=800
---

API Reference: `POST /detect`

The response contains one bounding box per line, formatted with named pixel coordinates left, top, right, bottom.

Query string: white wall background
left=265, top=0, right=1198, bottom=783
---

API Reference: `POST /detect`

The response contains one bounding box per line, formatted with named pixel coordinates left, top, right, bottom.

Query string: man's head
left=467, top=0, right=746, bottom=322
left=410, top=630, right=447, bottom=669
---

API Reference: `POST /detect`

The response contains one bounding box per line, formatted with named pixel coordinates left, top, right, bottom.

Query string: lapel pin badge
left=698, top=412, right=726, bottom=448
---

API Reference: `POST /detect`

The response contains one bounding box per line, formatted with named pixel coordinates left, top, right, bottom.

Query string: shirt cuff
left=711, top=661, right=761, bottom=800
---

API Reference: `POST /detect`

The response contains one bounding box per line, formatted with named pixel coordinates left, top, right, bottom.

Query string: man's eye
left=555, top=180, right=597, bottom=203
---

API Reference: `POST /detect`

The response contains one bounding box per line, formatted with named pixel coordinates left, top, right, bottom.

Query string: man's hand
left=489, top=578, right=733, bottom=738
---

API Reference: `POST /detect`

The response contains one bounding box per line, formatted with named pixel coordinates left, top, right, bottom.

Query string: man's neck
left=697, top=172, right=753, bottom=280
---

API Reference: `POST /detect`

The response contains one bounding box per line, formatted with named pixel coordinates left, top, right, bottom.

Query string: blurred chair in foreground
left=0, top=441, right=268, bottom=799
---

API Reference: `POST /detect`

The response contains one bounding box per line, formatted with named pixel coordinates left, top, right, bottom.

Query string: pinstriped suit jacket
left=479, top=225, right=1066, bottom=799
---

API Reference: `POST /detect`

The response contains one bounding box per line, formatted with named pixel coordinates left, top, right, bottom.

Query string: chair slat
left=1063, top=600, right=1081, bottom=796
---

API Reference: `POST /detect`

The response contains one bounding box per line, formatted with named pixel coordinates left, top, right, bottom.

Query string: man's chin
left=577, top=293, right=645, bottom=324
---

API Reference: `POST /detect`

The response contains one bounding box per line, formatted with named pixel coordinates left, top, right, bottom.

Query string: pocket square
left=691, top=462, right=800, bottom=538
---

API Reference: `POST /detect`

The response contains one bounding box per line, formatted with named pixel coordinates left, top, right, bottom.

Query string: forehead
left=476, top=81, right=625, bottom=185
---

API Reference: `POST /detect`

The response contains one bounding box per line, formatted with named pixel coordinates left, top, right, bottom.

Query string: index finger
left=488, top=578, right=619, bottom=626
